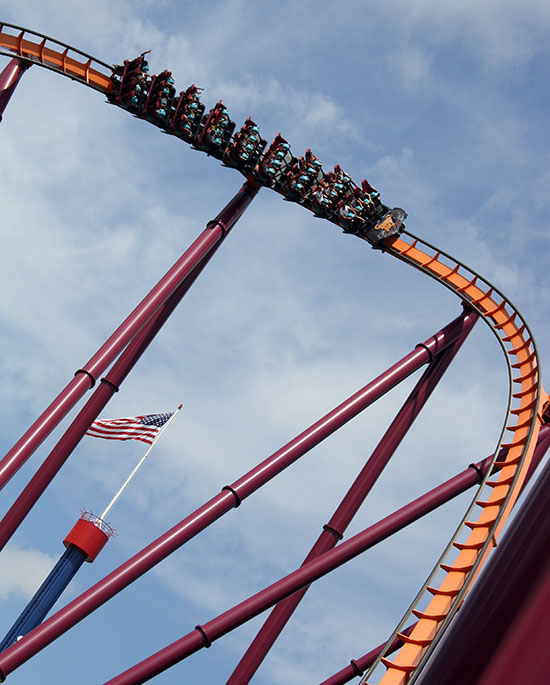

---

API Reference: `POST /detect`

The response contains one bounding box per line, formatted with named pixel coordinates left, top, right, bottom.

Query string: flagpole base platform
left=63, top=512, right=114, bottom=562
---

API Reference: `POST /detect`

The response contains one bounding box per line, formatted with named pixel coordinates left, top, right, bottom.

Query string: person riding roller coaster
left=337, top=199, right=362, bottom=230
left=169, top=84, right=205, bottom=142
left=283, top=156, right=319, bottom=203
left=285, top=173, right=309, bottom=202
left=207, top=105, right=229, bottom=145
left=127, top=70, right=148, bottom=108
left=258, top=134, right=294, bottom=188
left=143, top=70, right=176, bottom=122
left=303, top=148, right=322, bottom=177
left=312, top=179, right=333, bottom=216
left=349, top=185, right=375, bottom=218
left=195, top=101, right=235, bottom=159
left=224, top=117, right=267, bottom=172
left=159, top=76, right=176, bottom=118
left=110, top=53, right=150, bottom=111
left=328, top=164, right=353, bottom=199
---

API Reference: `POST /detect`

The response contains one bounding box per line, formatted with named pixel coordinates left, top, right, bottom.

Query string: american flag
left=85, top=413, right=174, bottom=445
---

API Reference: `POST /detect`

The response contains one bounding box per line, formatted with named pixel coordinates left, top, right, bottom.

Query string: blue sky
left=0, top=1, right=548, bottom=683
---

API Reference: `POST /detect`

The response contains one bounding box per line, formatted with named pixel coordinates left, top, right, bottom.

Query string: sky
left=0, top=1, right=549, bottom=683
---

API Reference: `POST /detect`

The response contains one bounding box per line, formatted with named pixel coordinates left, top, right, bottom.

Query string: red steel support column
left=102, top=427, right=550, bottom=685
left=0, top=181, right=258, bottom=490
left=0, top=257, right=209, bottom=552
left=0, top=58, right=30, bottom=121
left=100, top=451, right=517, bottom=685
left=229, top=309, right=478, bottom=683
left=0, top=311, right=473, bottom=677
left=320, top=625, right=416, bottom=685
left=321, top=423, right=550, bottom=685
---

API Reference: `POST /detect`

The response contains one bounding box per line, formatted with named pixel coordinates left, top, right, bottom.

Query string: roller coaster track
left=1, top=21, right=548, bottom=684
left=363, top=233, right=548, bottom=683
left=0, top=22, right=113, bottom=91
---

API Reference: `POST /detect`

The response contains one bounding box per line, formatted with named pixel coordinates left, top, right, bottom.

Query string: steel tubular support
left=0, top=255, right=213, bottom=552
left=103, top=427, right=550, bottom=685
left=319, top=625, right=416, bottom=685
left=228, top=310, right=479, bottom=684
left=100, top=450, right=513, bottom=684
left=0, top=57, right=30, bottom=121
left=322, top=423, right=550, bottom=685
left=0, top=182, right=258, bottom=491
left=0, top=310, right=473, bottom=678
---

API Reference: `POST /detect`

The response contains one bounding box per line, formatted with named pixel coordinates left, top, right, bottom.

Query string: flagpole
left=98, top=404, right=183, bottom=523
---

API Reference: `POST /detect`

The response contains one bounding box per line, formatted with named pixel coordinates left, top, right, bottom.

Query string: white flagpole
left=98, top=404, right=183, bottom=523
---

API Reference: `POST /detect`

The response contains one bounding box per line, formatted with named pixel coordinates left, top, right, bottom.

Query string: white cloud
left=0, top=544, right=58, bottom=601
left=387, top=48, right=434, bottom=92
left=382, top=0, right=550, bottom=69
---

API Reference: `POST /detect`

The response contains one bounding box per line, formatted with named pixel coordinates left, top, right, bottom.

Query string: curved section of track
left=0, top=22, right=113, bottom=91
left=364, top=232, right=548, bottom=684
left=1, top=22, right=548, bottom=683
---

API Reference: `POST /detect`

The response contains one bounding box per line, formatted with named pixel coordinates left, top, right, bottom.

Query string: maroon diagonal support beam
left=0, top=229, right=231, bottom=552
left=321, top=423, right=550, bottom=685
left=320, top=624, right=416, bottom=685
left=228, top=310, right=478, bottom=683
left=0, top=57, right=30, bottom=121
left=101, top=443, right=534, bottom=684
left=0, top=181, right=258, bottom=491
left=103, top=424, right=550, bottom=685
left=0, top=310, right=473, bottom=678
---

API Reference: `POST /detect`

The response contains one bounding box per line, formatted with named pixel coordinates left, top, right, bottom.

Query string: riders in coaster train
left=175, top=84, right=204, bottom=133
left=114, top=57, right=150, bottom=109
left=311, top=178, right=334, bottom=216
left=337, top=199, right=362, bottom=230
left=329, top=164, right=353, bottom=196
left=324, top=170, right=345, bottom=201
left=150, top=70, right=176, bottom=120
left=206, top=102, right=231, bottom=146
left=301, top=148, right=323, bottom=178
left=320, top=173, right=341, bottom=204
left=127, top=75, right=148, bottom=107
left=285, top=174, right=309, bottom=201
left=229, top=117, right=264, bottom=163
left=283, top=160, right=315, bottom=201
left=347, top=186, right=373, bottom=218
left=259, top=135, right=292, bottom=182
left=112, top=53, right=148, bottom=82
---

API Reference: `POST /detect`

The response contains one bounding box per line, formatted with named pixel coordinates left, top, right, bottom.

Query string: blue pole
left=0, top=544, right=87, bottom=653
